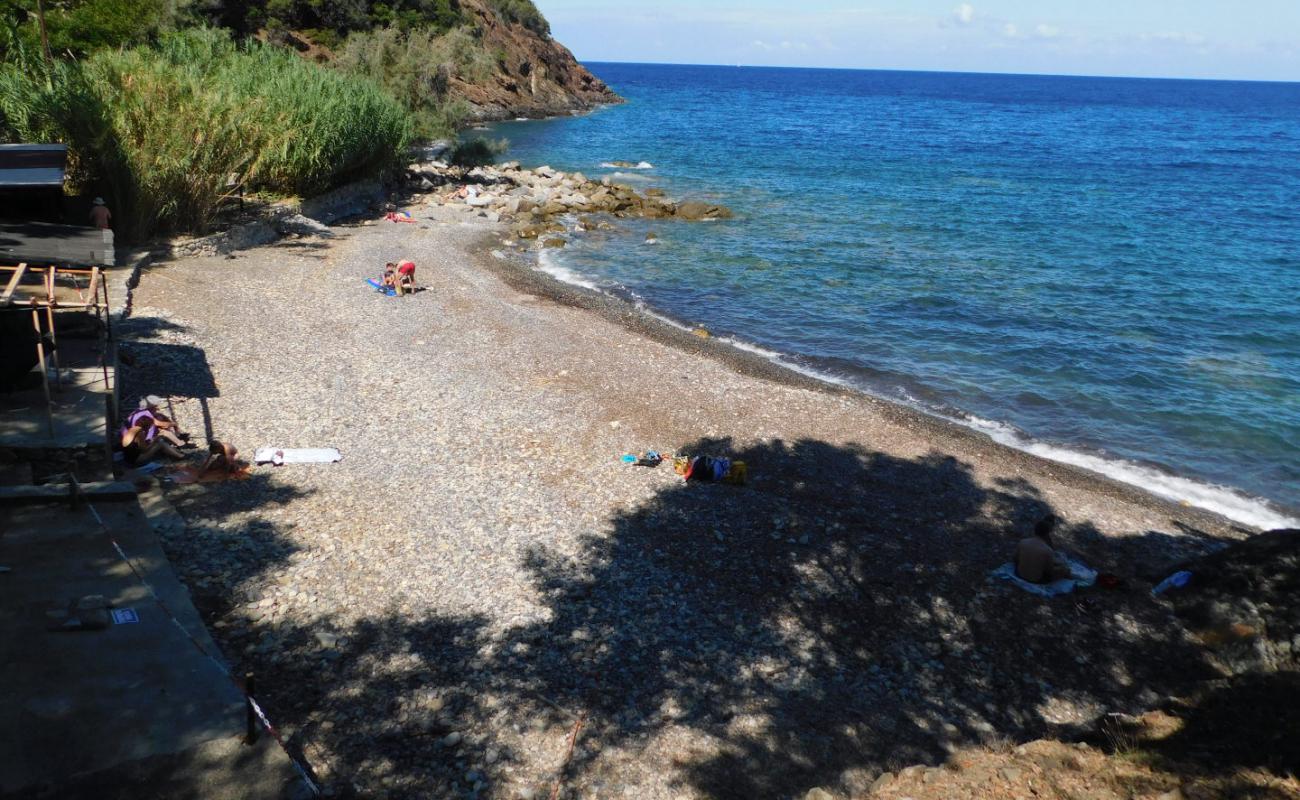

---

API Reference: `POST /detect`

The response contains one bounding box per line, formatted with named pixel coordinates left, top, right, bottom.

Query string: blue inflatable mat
left=366, top=278, right=396, bottom=296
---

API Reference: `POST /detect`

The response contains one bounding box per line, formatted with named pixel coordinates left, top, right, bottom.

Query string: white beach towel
left=253, top=448, right=342, bottom=466
left=989, top=556, right=1097, bottom=598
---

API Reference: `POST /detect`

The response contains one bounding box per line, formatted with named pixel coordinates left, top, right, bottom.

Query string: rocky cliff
left=450, top=0, right=622, bottom=121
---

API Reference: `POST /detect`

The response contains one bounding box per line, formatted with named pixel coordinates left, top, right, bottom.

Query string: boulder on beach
left=276, top=213, right=333, bottom=238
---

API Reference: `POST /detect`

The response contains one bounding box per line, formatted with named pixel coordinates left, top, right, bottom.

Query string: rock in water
left=674, top=201, right=733, bottom=220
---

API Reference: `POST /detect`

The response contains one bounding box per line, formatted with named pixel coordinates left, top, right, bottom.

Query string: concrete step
left=0, top=462, right=33, bottom=486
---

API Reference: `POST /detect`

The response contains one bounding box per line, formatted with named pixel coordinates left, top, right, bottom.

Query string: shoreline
left=471, top=221, right=1294, bottom=533
left=124, top=204, right=1268, bottom=798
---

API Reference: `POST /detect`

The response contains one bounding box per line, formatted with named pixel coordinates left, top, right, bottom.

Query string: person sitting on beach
left=1016, top=515, right=1074, bottom=584
left=129, top=396, right=188, bottom=448
left=119, top=416, right=184, bottom=467
left=199, top=440, right=240, bottom=475
left=381, top=262, right=398, bottom=289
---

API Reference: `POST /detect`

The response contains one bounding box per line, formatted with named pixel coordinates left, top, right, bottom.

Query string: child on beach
left=380, top=261, right=417, bottom=294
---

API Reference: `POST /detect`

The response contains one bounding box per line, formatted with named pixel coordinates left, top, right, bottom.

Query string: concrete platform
left=0, top=220, right=114, bottom=267
left=0, top=365, right=114, bottom=450
left=0, top=494, right=305, bottom=798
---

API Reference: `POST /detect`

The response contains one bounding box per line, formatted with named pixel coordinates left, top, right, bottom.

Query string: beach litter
left=674, top=455, right=748, bottom=485
left=1151, top=570, right=1193, bottom=597
left=621, top=450, right=664, bottom=467
left=254, top=447, right=342, bottom=466
left=385, top=211, right=415, bottom=223
left=170, top=461, right=251, bottom=484
left=989, top=556, right=1097, bottom=597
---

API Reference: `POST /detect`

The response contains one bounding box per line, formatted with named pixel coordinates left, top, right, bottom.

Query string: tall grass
left=0, top=28, right=410, bottom=240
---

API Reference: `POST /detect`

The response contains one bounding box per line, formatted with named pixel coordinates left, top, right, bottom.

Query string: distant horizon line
left=578, top=59, right=1300, bottom=86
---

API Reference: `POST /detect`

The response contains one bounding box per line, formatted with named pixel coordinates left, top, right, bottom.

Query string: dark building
left=0, top=143, right=67, bottom=222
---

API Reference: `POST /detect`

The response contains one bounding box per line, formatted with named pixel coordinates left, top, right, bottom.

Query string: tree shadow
left=152, top=434, right=1266, bottom=799
left=118, top=316, right=221, bottom=444
left=1149, top=672, right=1300, bottom=778
left=493, top=436, right=1231, bottom=798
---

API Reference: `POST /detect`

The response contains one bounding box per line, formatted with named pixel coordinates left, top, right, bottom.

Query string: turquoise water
left=483, top=64, right=1300, bottom=528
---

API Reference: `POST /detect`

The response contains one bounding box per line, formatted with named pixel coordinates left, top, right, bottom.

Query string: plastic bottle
left=1150, top=570, right=1192, bottom=597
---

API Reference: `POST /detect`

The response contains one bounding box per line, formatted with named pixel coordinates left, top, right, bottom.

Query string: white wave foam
left=535, top=249, right=599, bottom=291
left=608, top=171, right=653, bottom=183
left=960, top=415, right=1298, bottom=530
left=531, top=252, right=1295, bottom=530
left=599, top=161, right=654, bottom=169
left=683, top=326, right=1295, bottom=528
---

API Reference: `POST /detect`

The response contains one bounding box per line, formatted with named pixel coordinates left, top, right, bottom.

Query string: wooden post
left=45, top=268, right=62, bottom=389
left=31, top=309, right=55, bottom=438
left=244, top=673, right=259, bottom=744
left=99, top=269, right=114, bottom=345
left=34, top=0, right=54, bottom=71
left=1, top=263, right=26, bottom=305
left=90, top=266, right=111, bottom=388
left=68, top=472, right=84, bottom=510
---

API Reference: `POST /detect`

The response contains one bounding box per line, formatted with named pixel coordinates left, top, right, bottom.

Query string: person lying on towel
left=1016, top=515, right=1074, bottom=584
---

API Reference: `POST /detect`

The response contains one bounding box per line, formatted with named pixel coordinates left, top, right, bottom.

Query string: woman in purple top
left=119, top=415, right=184, bottom=467
left=130, top=395, right=189, bottom=448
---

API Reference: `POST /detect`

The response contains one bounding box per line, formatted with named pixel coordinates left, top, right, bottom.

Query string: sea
left=481, top=64, right=1300, bottom=529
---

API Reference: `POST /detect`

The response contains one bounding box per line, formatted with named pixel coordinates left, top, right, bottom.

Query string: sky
left=536, top=1, right=1300, bottom=82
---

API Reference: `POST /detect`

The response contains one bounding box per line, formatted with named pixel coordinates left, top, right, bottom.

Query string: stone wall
left=162, top=178, right=385, bottom=260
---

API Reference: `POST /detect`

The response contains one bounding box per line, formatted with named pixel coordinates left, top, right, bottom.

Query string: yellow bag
left=723, top=460, right=747, bottom=485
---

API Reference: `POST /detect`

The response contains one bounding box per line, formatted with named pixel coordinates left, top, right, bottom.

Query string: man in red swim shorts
left=396, top=260, right=416, bottom=293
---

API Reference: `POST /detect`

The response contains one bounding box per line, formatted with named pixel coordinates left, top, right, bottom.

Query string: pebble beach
left=121, top=197, right=1255, bottom=800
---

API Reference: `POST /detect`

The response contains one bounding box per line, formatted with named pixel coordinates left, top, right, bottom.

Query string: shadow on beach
left=147, top=431, right=1279, bottom=799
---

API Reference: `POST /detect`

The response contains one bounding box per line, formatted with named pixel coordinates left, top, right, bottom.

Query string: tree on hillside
left=187, top=0, right=464, bottom=38
left=0, top=0, right=175, bottom=62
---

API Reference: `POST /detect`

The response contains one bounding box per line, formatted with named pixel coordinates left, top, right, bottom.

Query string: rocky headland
left=449, top=0, right=622, bottom=121
left=407, top=158, right=732, bottom=244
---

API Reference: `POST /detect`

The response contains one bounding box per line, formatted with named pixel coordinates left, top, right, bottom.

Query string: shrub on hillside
left=192, top=0, right=465, bottom=37
left=485, top=0, right=549, bottom=36
left=0, top=28, right=410, bottom=239
left=335, top=25, right=494, bottom=138
left=450, top=137, right=507, bottom=168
